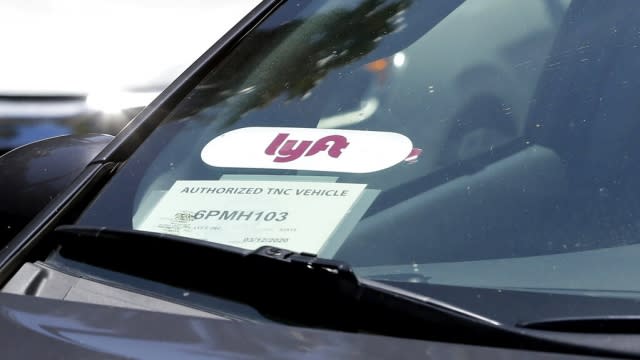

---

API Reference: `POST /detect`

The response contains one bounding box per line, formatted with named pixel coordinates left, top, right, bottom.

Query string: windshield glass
left=76, top=0, right=640, bottom=302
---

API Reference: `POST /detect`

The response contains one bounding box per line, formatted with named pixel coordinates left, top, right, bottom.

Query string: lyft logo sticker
left=265, top=133, right=349, bottom=162
left=201, top=127, right=413, bottom=173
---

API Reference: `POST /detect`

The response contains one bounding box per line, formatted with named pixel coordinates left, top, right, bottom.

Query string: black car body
left=2, top=0, right=640, bottom=358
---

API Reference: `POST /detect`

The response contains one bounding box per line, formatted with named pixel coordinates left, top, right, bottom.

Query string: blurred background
left=0, top=0, right=260, bottom=154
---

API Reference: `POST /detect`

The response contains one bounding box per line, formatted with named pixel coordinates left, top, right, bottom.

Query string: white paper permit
left=136, top=180, right=367, bottom=254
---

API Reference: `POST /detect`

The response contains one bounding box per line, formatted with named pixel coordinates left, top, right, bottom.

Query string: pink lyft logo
left=264, top=133, right=349, bottom=162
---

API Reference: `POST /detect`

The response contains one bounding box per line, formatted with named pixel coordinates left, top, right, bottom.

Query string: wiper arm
left=52, top=226, right=635, bottom=358
left=520, top=316, right=640, bottom=334
left=54, top=225, right=362, bottom=328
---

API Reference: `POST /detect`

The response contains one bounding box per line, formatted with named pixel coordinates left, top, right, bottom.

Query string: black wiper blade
left=54, top=226, right=360, bottom=325
left=520, top=316, right=640, bottom=334
left=52, top=226, right=638, bottom=358
left=55, top=226, right=497, bottom=329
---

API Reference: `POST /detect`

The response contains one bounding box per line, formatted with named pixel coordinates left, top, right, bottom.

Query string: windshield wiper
left=51, top=226, right=638, bottom=358
left=520, top=316, right=640, bottom=334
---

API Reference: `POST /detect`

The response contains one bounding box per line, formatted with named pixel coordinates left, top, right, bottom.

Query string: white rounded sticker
left=201, top=127, right=414, bottom=173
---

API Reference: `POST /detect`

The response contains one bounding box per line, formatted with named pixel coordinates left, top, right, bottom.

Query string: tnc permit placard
left=136, top=180, right=366, bottom=253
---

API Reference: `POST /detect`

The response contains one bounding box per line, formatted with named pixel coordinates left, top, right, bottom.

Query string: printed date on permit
left=186, top=210, right=289, bottom=222
left=242, top=237, right=289, bottom=243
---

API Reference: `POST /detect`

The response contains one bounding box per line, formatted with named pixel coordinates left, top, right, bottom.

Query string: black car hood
left=0, top=293, right=607, bottom=359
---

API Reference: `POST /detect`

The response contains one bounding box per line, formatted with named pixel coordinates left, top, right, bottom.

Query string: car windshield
left=75, top=0, right=640, bottom=309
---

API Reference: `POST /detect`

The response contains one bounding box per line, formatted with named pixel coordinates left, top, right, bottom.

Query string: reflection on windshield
left=76, top=0, right=640, bottom=308
left=170, top=0, right=411, bottom=125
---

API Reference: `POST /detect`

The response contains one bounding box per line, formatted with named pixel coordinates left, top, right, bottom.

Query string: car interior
left=341, top=0, right=640, bottom=296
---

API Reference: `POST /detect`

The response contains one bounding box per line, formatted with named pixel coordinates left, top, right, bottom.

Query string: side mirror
left=0, top=134, right=113, bottom=242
